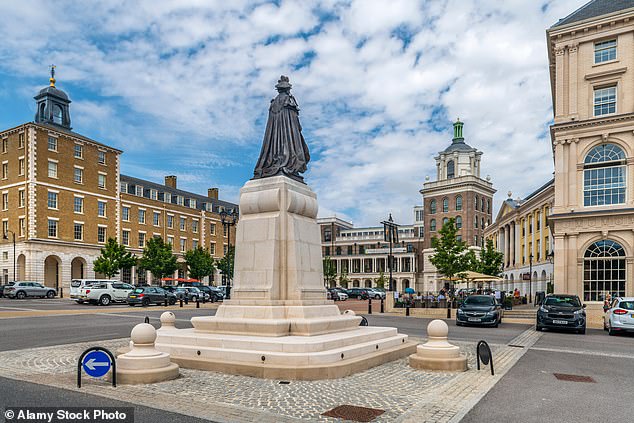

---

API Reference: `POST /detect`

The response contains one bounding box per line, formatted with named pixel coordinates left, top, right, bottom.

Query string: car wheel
left=142, top=298, right=150, bottom=307
left=128, top=303, right=135, bottom=307
left=16, top=291, right=26, bottom=299
left=536, top=325, right=542, bottom=332
left=375, top=294, right=380, bottom=300
left=493, top=321, right=499, bottom=328
left=99, top=295, right=111, bottom=306
left=169, top=298, right=176, bottom=305
left=577, top=328, right=586, bottom=335
left=456, top=321, right=462, bottom=326
left=608, top=327, right=616, bottom=336
left=46, top=291, right=55, bottom=299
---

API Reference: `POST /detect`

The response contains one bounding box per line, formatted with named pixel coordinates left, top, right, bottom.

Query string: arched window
left=447, top=160, right=455, bottom=179
left=584, top=143, right=626, bottom=206
left=584, top=240, right=626, bottom=301
left=481, top=217, right=485, bottom=229
left=442, top=217, right=449, bottom=227
left=475, top=195, right=479, bottom=211
left=430, top=199, right=436, bottom=214
left=442, top=197, right=449, bottom=213
left=456, top=216, right=462, bottom=229
left=481, top=198, right=485, bottom=211
left=39, top=103, right=46, bottom=119
left=53, top=104, right=63, bottom=125
left=487, top=199, right=491, bottom=214
left=474, top=216, right=478, bottom=228
left=430, top=219, right=436, bottom=232
left=455, top=195, right=462, bottom=211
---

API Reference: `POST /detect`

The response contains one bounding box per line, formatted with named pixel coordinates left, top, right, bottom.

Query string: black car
left=456, top=295, right=503, bottom=327
left=536, top=294, right=586, bottom=334
left=127, top=286, right=176, bottom=306
left=347, top=288, right=370, bottom=300
left=178, top=284, right=223, bottom=302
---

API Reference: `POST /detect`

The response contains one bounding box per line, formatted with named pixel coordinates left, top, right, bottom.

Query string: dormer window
left=447, top=160, right=455, bottom=179
left=135, top=185, right=143, bottom=197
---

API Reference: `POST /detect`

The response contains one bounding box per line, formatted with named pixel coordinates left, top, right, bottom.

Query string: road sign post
left=77, top=347, right=116, bottom=388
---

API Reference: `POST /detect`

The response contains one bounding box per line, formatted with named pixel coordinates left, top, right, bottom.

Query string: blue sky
left=0, top=0, right=587, bottom=226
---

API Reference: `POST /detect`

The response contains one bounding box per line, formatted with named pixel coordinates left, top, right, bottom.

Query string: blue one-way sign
left=82, top=350, right=112, bottom=378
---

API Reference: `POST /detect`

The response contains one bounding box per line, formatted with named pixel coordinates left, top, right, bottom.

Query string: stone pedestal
left=155, top=176, right=415, bottom=380
left=117, top=323, right=179, bottom=384
left=409, top=319, right=467, bottom=372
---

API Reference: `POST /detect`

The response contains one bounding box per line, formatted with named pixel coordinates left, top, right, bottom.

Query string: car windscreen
left=133, top=288, right=144, bottom=293
left=544, top=296, right=580, bottom=307
left=619, top=301, right=634, bottom=310
left=71, top=280, right=82, bottom=287
left=463, top=296, right=495, bottom=306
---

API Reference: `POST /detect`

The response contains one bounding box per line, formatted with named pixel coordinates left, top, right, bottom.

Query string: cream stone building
left=0, top=74, right=237, bottom=291
left=484, top=180, right=555, bottom=297
left=547, top=0, right=634, bottom=303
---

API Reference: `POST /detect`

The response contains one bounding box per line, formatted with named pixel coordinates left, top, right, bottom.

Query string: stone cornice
left=549, top=207, right=634, bottom=221
left=584, top=67, right=627, bottom=81
left=550, top=112, right=634, bottom=134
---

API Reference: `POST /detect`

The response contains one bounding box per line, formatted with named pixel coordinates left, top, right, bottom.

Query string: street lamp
left=529, top=253, right=533, bottom=304
left=381, top=214, right=399, bottom=292
left=220, top=209, right=238, bottom=300
left=3, top=230, right=16, bottom=282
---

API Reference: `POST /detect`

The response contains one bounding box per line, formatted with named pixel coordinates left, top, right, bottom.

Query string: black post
left=529, top=253, right=533, bottom=304
left=389, top=241, right=394, bottom=292
left=447, top=299, right=451, bottom=318
left=164, top=294, right=168, bottom=307
left=179, top=298, right=183, bottom=308
left=60, top=287, right=63, bottom=298
left=368, top=298, right=372, bottom=314
left=184, top=295, right=189, bottom=305
left=196, top=297, right=200, bottom=308
left=144, top=316, right=149, bottom=324
left=380, top=297, right=384, bottom=313
left=405, top=305, right=410, bottom=317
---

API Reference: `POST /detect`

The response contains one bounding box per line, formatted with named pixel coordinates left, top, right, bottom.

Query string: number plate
left=552, top=319, right=568, bottom=325
left=468, top=317, right=482, bottom=322
left=129, top=296, right=136, bottom=298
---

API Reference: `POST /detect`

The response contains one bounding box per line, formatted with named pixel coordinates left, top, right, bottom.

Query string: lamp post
left=3, top=230, right=15, bottom=282
left=381, top=214, right=399, bottom=292
left=220, top=209, right=238, bottom=300
left=529, top=253, right=533, bottom=304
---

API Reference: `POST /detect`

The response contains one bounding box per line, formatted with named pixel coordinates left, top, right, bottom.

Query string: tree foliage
left=375, top=271, right=387, bottom=289
left=477, top=238, right=504, bottom=277
left=323, top=256, right=337, bottom=287
left=430, top=218, right=469, bottom=283
left=216, top=245, right=235, bottom=281
left=185, top=246, right=216, bottom=281
left=338, top=270, right=350, bottom=288
left=138, top=237, right=179, bottom=280
left=93, top=237, right=137, bottom=278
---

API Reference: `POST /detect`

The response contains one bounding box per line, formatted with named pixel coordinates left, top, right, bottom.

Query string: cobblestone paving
left=0, top=329, right=542, bottom=422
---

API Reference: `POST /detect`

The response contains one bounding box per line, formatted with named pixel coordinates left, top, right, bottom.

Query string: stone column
left=505, top=225, right=511, bottom=268
left=568, top=140, right=578, bottom=208
left=515, top=222, right=521, bottom=267
left=509, top=221, right=515, bottom=268
left=554, top=46, right=566, bottom=118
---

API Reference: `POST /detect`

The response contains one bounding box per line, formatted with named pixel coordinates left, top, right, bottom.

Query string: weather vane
left=49, top=64, right=56, bottom=87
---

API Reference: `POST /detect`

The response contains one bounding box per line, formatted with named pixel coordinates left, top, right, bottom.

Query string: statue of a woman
left=253, top=76, right=310, bottom=182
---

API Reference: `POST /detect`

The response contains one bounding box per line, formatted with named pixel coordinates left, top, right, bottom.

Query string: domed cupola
left=34, top=65, right=72, bottom=129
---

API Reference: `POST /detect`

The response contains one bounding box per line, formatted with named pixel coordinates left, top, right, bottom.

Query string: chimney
left=165, top=175, right=177, bottom=189
left=208, top=188, right=218, bottom=199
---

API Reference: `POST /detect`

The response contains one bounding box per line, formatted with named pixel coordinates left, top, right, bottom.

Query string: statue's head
left=275, top=75, right=292, bottom=93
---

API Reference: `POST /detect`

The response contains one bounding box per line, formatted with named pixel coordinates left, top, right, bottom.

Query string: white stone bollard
left=409, top=319, right=467, bottom=371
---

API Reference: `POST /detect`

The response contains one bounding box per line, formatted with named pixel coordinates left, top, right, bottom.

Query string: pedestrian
left=603, top=293, right=612, bottom=313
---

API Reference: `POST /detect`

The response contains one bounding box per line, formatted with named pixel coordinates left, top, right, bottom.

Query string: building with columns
left=420, top=120, right=496, bottom=292
left=0, top=73, right=237, bottom=291
left=484, top=180, right=554, bottom=296
left=318, top=213, right=425, bottom=292
left=547, top=0, right=634, bottom=303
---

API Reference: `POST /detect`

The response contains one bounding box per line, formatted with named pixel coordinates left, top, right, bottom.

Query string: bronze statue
left=253, top=76, right=310, bottom=182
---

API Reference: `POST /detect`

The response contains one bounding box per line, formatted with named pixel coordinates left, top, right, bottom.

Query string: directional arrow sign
left=82, top=350, right=111, bottom=378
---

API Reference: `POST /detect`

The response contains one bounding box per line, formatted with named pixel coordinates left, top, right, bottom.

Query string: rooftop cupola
left=34, top=65, right=72, bottom=130
left=453, top=118, right=464, bottom=140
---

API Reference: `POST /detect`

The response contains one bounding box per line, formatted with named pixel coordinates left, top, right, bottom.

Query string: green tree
left=430, top=218, right=469, bottom=288
left=323, top=256, right=337, bottom=287
left=185, top=246, right=216, bottom=281
left=478, top=238, right=504, bottom=277
left=375, top=271, right=387, bottom=289
left=338, top=270, right=350, bottom=288
left=93, top=237, right=137, bottom=278
left=216, top=246, right=235, bottom=282
left=138, top=236, right=179, bottom=280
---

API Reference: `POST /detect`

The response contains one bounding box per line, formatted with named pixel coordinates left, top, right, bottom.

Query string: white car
left=77, top=282, right=135, bottom=306
left=367, top=289, right=386, bottom=300
left=604, top=297, right=634, bottom=335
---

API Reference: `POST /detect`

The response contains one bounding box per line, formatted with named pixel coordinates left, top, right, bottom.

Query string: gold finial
left=49, top=64, right=56, bottom=87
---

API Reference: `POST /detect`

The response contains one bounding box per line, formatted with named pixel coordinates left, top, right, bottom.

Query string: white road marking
left=530, top=346, right=634, bottom=359
left=0, top=306, right=39, bottom=311
left=95, top=312, right=196, bottom=323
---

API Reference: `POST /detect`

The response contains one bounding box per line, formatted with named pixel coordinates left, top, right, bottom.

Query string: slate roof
left=120, top=174, right=238, bottom=213
left=552, top=0, right=634, bottom=28
left=440, top=138, right=477, bottom=154
left=34, top=86, right=70, bottom=101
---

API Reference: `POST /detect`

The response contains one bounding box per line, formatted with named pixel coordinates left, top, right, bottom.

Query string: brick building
left=0, top=73, right=237, bottom=290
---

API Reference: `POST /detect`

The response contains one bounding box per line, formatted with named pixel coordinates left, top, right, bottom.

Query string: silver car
left=4, top=281, right=57, bottom=299
left=604, top=297, right=634, bottom=335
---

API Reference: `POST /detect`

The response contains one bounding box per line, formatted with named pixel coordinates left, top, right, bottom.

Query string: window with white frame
left=98, top=174, right=106, bottom=189
left=164, top=193, right=171, bottom=203
left=167, top=215, right=174, bottom=228
left=180, top=238, right=186, bottom=252
left=594, top=86, right=616, bottom=116
left=74, top=197, right=84, bottom=214
left=583, top=240, right=626, bottom=301
left=583, top=143, right=626, bottom=206
left=192, top=239, right=198, bottom=249
left=1, top=138, right=6, bottom=153
left=210, top=223, right=216, bottom=235
left=2, top=220, right=7, bottom=236
left=122, top=230, right=130, bottom=246
left=97, top=226, right=106, bottom=243
left=594, top=39, right=616, bottom=64
left=138, top=209, right=146, bottom=224
left=98, top=151, right=106, bottom=164
left=18, top=158, right=24, bottom=176
left=210, top=242, right=216, bottom=255
left=74, top=167, right=83, bottom=184
left=138, top=232, right=146, bottom=248
left=48, top=219, right=58, bottom=238
left=135, top=185, right=143, bottom=197
left=18, top=190, right=24, bottom=208
left=167, top=236, right=174, bottom=248
left=19, top=218, right=25, bottom=237
left=47, top=191, right=58, bottom=209
left=18, top=133, right=24, bottom=148
left=74, top=144, right=83, bottom=158
left=98, top=201, right=106, bottom=217
left=74, top=223, right=83, bottom=241
left=48, top=161, right=57, bottom=178
left=1, top=162, right=7, bottom=179
left=150, top=189, right=157, bottom=200
left=121, top=206, right=129, bottom=221
left=180, top=217, right=186, bottom=231
left=153, top=211, right=160, bottom=226
left=2, top=193, right=7, bottom=210
left=192, top=220, right=198, bottom=233
left=47, top=136, right=57, bottom=152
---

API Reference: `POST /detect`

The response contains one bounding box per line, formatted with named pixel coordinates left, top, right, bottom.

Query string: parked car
left=347, top=288, right=370, bottom=300
left=604, top=297, right=634, bottom=335
left=366, top=288, right=385, bottom=300
left=70, top=279, right=118, bottom=303
left=4, top=281, right=57, bottom=299
left=456, top=295, right=503, bottom=327
left=77, top=282, right=135, bottom=306
left=173, top=287, right=209, bottom=302
left=328, top=288, right=348, bottom=301
left=178, top=284, right=221, bottom=302
left=0, top=281, right=15, bottom=298
left=127, top=286, right=176, bottom=306
left=536, top=294, right=586, bottom=334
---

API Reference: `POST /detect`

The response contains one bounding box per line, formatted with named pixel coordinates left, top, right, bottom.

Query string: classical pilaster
left=554, top=46, right=566, bottom=118
left=568, top=42, right=578, bottom=117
